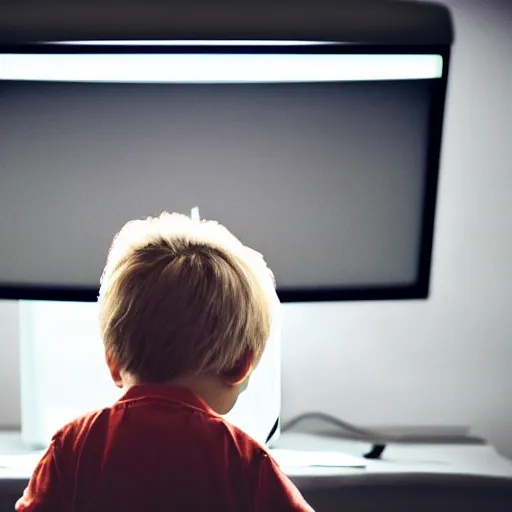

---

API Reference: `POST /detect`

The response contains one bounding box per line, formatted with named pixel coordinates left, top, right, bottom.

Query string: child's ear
left=222, top=351, right=255, bottom=386
left=105, top=351, right=124, bottom=389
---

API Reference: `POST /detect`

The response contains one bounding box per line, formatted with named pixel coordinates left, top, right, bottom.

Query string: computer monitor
left=0, top=41, right=449, bottom=302
left=0, top=40, right=451, bottom=448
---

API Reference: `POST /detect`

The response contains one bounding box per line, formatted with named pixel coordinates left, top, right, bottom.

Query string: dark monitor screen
left=0, top=43, right=449, bottom=302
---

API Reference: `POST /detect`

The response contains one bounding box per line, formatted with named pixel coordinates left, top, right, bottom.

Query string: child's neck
left=121, top=372, right=239, bottom=415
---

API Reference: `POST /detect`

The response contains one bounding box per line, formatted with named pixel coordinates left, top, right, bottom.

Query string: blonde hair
left=98, top=212, right=277, bottom=383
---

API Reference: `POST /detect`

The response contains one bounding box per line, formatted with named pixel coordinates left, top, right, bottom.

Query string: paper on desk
left=0, top=452, right=44, bottom=472
left=271, top=449, right=366, bottom=468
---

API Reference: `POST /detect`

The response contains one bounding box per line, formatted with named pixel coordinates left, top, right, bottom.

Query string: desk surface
left=1, top=431, right=512, bottom=512
left=274, top=432, right=512, bottom=489
left=1, top=430, right=512, bottom=491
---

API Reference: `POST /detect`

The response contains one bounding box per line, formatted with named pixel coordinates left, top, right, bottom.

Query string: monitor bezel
left=0, top=42, right=451, bottom=303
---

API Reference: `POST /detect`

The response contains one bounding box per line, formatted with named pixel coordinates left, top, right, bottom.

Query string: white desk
left=1, top=431, right=512, bottom=511
left=275, top=431, right=512, bottom=482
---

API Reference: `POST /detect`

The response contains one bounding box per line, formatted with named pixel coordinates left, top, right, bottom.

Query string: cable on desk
left=281, top=412, right=381, bottom=438
left=281, top=412, right=470, bottom=460
left=281, top=412, right=388, bottom=459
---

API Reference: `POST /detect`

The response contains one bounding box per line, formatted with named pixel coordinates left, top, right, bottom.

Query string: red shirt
left=16, top=384, right=313, bottom=511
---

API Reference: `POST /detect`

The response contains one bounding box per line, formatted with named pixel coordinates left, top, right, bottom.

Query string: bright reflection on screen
left=0, top=53, right=443, bottom=83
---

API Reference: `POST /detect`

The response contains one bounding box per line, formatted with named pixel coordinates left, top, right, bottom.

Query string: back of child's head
left=98, top=212, right=277, bottom=384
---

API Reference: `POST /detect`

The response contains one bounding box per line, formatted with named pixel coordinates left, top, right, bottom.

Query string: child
left=16, top=212, right=313, bottom=511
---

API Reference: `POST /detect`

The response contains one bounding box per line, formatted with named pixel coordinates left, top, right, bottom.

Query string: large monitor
left=0, top=41, right=450, bottom=303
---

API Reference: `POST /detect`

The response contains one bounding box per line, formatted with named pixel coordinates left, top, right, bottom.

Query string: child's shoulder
left=50, top=406, right=112, bottom=446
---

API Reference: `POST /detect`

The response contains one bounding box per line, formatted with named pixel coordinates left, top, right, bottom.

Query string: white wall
left=1, top=0, right=512, bottom=457
left=280, top=0, right=512, bottom=458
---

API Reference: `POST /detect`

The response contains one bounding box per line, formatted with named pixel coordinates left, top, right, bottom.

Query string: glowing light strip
left=55, top=40, right=331, bottom=46
left=0, top=54, right=443, bottom=83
